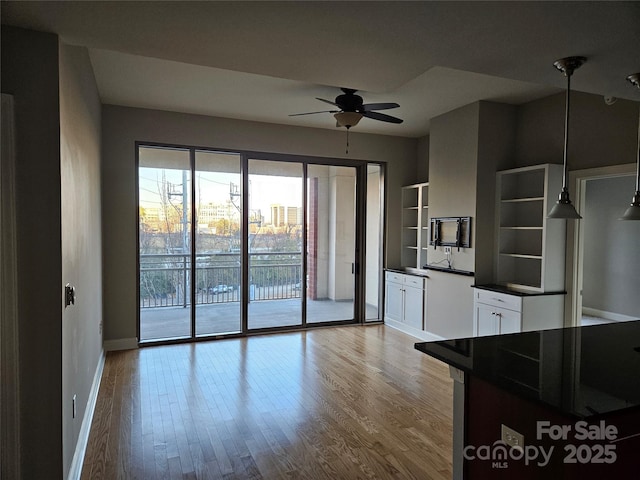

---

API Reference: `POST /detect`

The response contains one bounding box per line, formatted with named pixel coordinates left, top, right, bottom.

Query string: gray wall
left=102, top=105, right=418, bottom=342
left=1, top=26, right=63, bottom=479
left=475, top=102, right=517, bottom=284
left=426, top=102, right=480, bottom=338
left=1, top=27, right=104, bottom=479
left=515, top=91, right=638, bottom=169
left=416, top=134, right=430, bottom=182
left=425, top=101, right=516, bottom=338
left=583, top=175, right=640, bottom=318
left=59, top=44, right=103, bottom=476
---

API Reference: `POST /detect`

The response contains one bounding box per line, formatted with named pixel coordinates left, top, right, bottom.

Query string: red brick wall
left=307, top=178, right=318, bottom=300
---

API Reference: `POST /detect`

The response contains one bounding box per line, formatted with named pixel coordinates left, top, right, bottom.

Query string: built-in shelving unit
left=495, top=164, right=565, bottom=292
left=401, top=182, right=429, bottom=270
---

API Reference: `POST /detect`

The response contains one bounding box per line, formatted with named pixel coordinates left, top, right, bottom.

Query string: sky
left=139, top=167, right=303, bottom=220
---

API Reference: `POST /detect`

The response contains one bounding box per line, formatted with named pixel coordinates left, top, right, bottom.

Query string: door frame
left=566, top=163, right=636, bottom=327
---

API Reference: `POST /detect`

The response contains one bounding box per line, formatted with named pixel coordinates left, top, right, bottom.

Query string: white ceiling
left=3, top=1, right=639, bottom=138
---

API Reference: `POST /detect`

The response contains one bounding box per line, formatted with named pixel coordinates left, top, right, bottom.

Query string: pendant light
left=620, top=73, right=640, bottom=221
left=548, top=56, right=587, bottom=219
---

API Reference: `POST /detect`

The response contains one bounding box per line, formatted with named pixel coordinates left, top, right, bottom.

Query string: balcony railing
left=140, top=252, right=302, bottom=308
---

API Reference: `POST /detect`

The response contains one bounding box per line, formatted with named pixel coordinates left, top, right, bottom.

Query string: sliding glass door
left=306, top=165, right=356, bottom=323
left=194, top=150, right=242, bottom=336
left=138, top=146, right=192, bottom=341
left=138, top=144, right=383, bottom=343
left=247, top=159, right=303, bottom=330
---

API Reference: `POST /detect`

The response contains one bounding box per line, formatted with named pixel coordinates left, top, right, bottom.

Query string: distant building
left=198, top=201, right=238, bottom=226
left=270, top=204, right=300, bottom=227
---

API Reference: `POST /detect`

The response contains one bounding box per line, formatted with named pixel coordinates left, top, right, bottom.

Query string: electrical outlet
left=72, top=394, right=77, bottom=419
left=444, top=246, right=452, bottom=254
left=501, top=424, right=524, bottom=450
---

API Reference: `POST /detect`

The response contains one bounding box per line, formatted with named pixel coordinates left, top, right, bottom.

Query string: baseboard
left=103, top=337, right=138, bottom=351
left=384, top=318, right=445, bottom=342
left=582, top=307, right=638, bottom=322
left=67, top=350, right=105, bottom=480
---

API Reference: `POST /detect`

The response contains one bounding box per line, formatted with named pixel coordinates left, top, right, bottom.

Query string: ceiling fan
left=290, top=88, right=403, bottom=128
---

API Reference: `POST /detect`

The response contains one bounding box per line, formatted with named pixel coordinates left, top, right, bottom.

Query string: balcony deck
left=141, top=298, right=379, bottom=341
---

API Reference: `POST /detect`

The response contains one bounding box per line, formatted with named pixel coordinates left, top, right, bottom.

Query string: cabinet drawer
left=386, top=271, right=404, bottom=284
left=404, top=275, right=425, bottom=289
left=475, top=289, right=522, bottom=312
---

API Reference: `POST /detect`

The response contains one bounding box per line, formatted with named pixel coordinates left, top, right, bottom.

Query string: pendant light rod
left=548, top=56, right=586, bottom=219
left=562, top=68, right=571, bottom=190
left=628, top=73, right=640, bottom=193
left=554, top=56, right=586, bottom=192
left=634, top=103, right=640, bottom=194
left=620, top=73, right=640, bottom=220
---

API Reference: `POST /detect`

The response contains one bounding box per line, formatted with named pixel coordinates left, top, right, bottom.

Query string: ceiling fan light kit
left=548, top=56, right=586, bottom=220
left=620, top=73, right=640, bottom=221
left=334, top=111, right=363, bottom=128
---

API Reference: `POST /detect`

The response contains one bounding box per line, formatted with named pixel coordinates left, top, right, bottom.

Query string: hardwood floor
left=81, top=325, right=453, bottom=479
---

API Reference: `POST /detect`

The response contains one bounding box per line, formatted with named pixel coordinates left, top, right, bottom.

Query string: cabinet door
left=475, top=303, right=499, bottom=336
left=498, top=308, right=521, bottom=334
left=385, top=282, right=404, bottom=323
left=403, top=285, right=424, bottom=330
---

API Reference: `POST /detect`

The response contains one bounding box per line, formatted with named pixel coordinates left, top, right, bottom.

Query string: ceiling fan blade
left=289, top=110, right=339, bottom=117
left=362, top=111, right=403, bottom=124
left=362, top=102, right=400, bottom=111
left=316, top=97, right=340, bottom=107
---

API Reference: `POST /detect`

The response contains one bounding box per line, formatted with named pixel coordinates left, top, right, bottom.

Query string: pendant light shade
left=548, top=56, right=586, bottom=219
left=620, top=73, right=640, bottom=221
left=548, top=194, right=583, bottom=219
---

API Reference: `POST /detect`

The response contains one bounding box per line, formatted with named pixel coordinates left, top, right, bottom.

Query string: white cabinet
left=475, top=302, right=521, bottom=336
left=384, top=277, right=404, bottom=323
left=401, top=183, right=429, bottom=270
left=495, top=164, right=565, bottom=292
left=384, top=271, right=426, bottom=333
left=403, top=278, right=425, bottom=330
left=473, top=288, right=564, bottom=336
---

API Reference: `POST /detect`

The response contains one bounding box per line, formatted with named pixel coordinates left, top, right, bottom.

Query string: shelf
left=495, top=164, right=565, bottom=292
left=501, top=197, right=544, bottom=203
left=500, top=253, right=543, bottom=260
left=500, top=226, right=543, bottom=230
left=401, top=182, right=429, bottom=270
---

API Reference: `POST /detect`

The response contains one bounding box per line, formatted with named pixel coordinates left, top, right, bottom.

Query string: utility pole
left=168, top=171, right=190, bottom=307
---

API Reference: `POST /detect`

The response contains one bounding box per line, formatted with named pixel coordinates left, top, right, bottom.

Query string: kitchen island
left=415, top=320, right=640, bottom=479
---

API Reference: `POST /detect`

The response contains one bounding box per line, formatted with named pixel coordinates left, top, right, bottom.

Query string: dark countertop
left=473, top=283, right=566, bottom=297
left=385, top=267, right=429, bottom=277
left=415, top=320, right=640, bottom=418
left=423, top=265, right=474, bottom=276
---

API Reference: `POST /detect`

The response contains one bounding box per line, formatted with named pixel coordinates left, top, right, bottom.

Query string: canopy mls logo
left=463, top=441, right=553, bottom=468
left=464, top=420, right=622, bottom=469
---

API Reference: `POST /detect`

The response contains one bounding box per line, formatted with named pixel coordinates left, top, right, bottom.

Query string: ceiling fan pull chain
left=346, top=127, right=350, bottom=154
